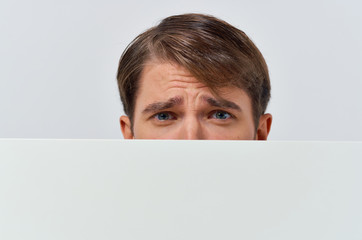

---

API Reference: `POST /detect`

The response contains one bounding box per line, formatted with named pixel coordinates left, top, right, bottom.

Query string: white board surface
left=1, top=140, right=361, bottom=239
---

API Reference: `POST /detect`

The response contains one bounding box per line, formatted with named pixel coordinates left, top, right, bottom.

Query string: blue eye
left=211, top=111, right=231, bottom=120
left=155, top=112, right=174, bottom=121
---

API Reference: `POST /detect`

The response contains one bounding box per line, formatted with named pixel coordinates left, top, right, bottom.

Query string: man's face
left=120, top=61, right=272, bottom=140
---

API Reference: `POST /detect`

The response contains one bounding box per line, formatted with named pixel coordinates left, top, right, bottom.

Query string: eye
left=210, top=110, right=232, bottom=120
left=154, top=112, right=175, bottom=121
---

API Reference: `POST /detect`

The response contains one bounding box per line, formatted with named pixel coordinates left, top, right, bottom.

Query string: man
left=117, top=13, right=272, bottom=140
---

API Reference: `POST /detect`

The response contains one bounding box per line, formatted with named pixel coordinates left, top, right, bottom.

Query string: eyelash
left=209, top=110, right=234, bottom=120
left=152, top=112, right=176, bottom=121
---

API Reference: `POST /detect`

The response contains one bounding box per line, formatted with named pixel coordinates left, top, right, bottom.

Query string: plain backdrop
left=0, top=0, right=361, bottom=140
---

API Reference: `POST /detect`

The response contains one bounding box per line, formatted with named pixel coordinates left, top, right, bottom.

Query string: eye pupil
left=214, top=111, right=230, bottom=119
left=157, top=113, right=170, bottom=120
left=217, top=112, right=224, bottom=119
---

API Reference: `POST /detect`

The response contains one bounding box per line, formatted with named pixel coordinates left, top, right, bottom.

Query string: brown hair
left=117, top=13, right=270, bottom=128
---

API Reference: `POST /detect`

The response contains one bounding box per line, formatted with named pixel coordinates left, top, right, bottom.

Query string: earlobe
left=120, top=116, right=134, bottom=139
left=256, top=113, right=272, bottom=140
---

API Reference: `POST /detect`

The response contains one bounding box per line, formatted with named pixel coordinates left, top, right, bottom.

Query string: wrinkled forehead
left=138, top=60, right=244, bottom=97
left=139, top=58, right=245, bottom=94
left=135, top=61, right=252, bottom=111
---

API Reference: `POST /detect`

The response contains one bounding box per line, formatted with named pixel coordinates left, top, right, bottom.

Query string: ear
left=255, top=113, right=272, bottom=140
left=120, top=116, right=134, bottom=139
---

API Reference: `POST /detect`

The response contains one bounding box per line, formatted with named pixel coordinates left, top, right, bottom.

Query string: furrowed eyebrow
left=142, top=96, right=183, bottom=113
left=203, top=96, right=242, bottom=111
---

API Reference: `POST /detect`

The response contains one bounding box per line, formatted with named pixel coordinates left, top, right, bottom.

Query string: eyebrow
left=142, top=95, right=242, bottom=114
left=142, top=97, right=183, bottom=113
left=202, top=96, right=242, bottom=111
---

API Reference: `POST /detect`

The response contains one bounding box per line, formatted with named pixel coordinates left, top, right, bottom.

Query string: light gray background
left=1, top=0, right=361, bottom=140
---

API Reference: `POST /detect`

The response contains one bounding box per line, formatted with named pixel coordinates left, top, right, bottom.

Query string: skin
left=120, top=61, right=272, bottom=140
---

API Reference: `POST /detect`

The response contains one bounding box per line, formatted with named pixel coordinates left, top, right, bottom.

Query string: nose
left=178, top=116, right=204, bottom=140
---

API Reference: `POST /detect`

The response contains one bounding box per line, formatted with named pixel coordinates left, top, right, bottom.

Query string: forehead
left=135, top=60, right=252, bottom=108
left=140, top=61, right=203, bottom=88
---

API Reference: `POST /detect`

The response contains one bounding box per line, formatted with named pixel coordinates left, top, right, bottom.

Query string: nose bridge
left=180, top=115, right=204, bottom=140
